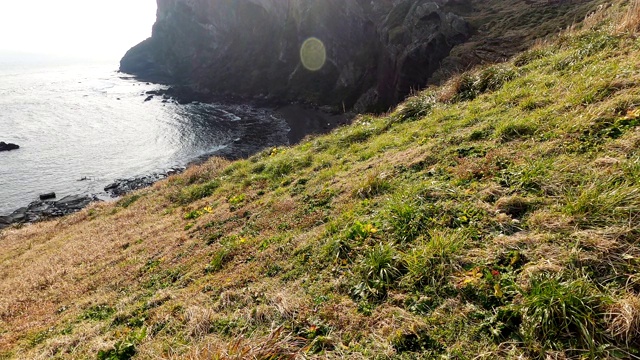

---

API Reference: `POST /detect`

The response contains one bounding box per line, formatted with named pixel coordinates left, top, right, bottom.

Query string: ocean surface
left=0, top=56, right=291, bottom=215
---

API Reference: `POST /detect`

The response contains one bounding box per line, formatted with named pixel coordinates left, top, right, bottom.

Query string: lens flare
left=300, top=37, right=326, bottom=71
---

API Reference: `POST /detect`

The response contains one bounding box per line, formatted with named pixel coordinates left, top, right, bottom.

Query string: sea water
left=0, top=56, right=290, bottom=215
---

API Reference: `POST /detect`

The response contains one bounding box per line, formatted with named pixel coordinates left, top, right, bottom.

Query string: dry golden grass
left=617, top=0, right=640, bottom=33
left=606, top=294, right=640, bottom=344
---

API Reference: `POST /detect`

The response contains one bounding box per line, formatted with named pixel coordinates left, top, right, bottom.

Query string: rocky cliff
left=121, top=0, right=470, bottom=111
left=121, top=0, right=603, bottom=111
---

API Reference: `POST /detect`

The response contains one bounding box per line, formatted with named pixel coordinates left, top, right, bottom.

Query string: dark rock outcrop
left=0, top=195, right=99, bottom=230
left=120, top=0, right=471, bottom=112
left=0, top=142, right=20, bottom=152
left=39, top=192, right=56, bottom=201
left=104, top=168, right=184, bottom=197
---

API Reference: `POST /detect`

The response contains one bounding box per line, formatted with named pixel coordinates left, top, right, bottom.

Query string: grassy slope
left=2, top=3, right=640, bottom=359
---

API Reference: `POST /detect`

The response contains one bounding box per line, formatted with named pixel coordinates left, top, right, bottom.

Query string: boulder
left=39, top=192, right=56, bottom=201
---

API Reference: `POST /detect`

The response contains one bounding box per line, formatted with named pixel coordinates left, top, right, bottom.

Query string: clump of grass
left=344, top=221, right=379, bottom=242
left=117, top=194, right=141, bottom=208
left=519, top=275, right=609, bottom=355
left=514, top=48, right=549, bottom=67
left=398, top=92, right=436, bottom=121
left=390, top=325, right=443, bottom=354
left=202, top=326, right=305, bottom=359
left=563, top=179, right=640, bottom=228
left=352, top=173, right=392, bottom=199
left=205, top=249, right=230, bottom=274
left=171, top=180, right=221, bottom=205
left=606, top=294, right=640, bottom=346
left=496, top=120, right=537, bottom=142
left=80, top=304, right=115, bottom=321
left=97, top=330, right=146, bottom=360
left=402, top=230, right=465, bottom=290
left=386, top=194, right=447, bottom=243
left=439, top=65, right=519, bottom=103
left=352, top=243, right=404, bottom=301
left=264, top=153, right=313, bottom=179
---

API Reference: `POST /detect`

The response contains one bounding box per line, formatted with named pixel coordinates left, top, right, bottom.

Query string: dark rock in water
left=0, top=195, right=99, bottom=230
left=144, top=95, right=154, bottom=102
left=40, top=192, right=56, bottom=201
left=0, top=142, right=20, bottom=152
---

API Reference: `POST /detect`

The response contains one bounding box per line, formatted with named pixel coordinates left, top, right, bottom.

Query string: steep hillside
left=3, top=1, right=640, bottom=358
left=120, top=0, right=603, bottom=112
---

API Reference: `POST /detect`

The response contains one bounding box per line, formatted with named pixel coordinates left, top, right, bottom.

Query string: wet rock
left=40, top=192, right=56, bottom=200
left=104, top=167, right=184, bottom=197
left=144, top=95, right=154, bottom=102
left=0, top=142, right=20, bottom=152
left=0, top=195, right=99, bottom=230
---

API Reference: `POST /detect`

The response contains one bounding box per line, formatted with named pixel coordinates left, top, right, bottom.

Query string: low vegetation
left=1, top=2, right=640, bottom=358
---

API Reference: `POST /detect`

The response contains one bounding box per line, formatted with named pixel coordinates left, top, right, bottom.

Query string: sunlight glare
left=300, top=37, right=326, bottom=71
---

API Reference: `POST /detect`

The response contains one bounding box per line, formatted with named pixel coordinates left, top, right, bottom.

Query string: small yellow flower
left=203, top=206, right=214, bottom=214
left=363, top=223, right=378, bottom=234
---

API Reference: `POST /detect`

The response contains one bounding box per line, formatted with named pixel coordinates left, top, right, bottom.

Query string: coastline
left=0, top=101, right=353, bottom=230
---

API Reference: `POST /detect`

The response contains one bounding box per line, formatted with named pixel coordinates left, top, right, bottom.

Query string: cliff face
left=120, top=0, right=470, bottom=111
left=121, top=0, right=603, bottom=111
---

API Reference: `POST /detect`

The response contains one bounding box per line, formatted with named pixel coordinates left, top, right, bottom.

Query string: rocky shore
left=0, top=195, right=98, bottom=230
left=0, top=168, right=186, bottom=231
left=104, top=168, right=184, bottom=197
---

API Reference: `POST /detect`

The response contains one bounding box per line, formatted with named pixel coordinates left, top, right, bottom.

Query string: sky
left=0, top=0, right=157, bottom=60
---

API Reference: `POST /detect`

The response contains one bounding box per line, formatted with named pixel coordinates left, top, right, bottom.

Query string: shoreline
left=0, top=101, right=353, bottom=230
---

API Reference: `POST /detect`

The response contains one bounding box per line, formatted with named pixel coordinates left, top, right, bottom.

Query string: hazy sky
left=0, top=0, right=157, bottom=59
